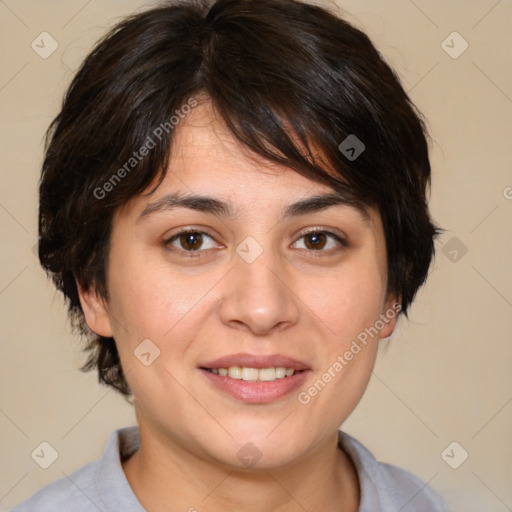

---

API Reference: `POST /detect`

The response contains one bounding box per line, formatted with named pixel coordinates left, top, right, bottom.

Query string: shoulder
left=10, top=426, right=142, bottom=512
left=338, top=431, right=450, bottom=512
left=9, top=460, right=101, bottom=512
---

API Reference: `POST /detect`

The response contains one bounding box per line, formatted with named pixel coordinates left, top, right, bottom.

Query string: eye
left=165, top=230, right=218, bottom=253
left=292, top=230, right=346, bottom=252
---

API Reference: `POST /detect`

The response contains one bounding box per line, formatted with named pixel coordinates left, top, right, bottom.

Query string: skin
left=78, top=98, right=399, bottom=512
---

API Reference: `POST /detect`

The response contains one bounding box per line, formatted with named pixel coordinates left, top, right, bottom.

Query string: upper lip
left=200, top=353, right=310, bottom=371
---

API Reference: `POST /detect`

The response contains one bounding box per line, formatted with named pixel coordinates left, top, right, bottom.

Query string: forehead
left=118, top=100, right=375, bottom=226
left=168, top=100, right=288, bottom=175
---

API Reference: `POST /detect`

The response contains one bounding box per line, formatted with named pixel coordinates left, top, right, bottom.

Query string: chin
left=200, top=426, right=308, bottom=471
left=213, top=444, right=302, bottom=472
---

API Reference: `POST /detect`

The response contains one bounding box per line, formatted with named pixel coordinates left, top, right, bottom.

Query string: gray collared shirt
left=11, top=426, right=449, bottom=511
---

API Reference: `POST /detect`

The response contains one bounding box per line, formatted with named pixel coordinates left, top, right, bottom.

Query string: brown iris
left=179, top=232, right=203, bottom=251
left=303, top=232, right=327, bottom=250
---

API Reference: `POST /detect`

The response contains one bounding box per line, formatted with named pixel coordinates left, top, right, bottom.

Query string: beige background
left=1, top=0, right=511, bottom=510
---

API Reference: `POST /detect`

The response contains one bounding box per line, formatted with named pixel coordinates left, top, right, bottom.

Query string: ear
left=379, top=294, right=402, bottom=339
left=75, top=277, right=114, bottom=338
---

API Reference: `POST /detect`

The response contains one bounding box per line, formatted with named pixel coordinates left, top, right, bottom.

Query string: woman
left=14, top=0, right=448, bottom=510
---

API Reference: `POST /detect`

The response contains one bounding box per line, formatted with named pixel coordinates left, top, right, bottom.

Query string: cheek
left=106, top=259, right=199, bottom=406
left=301, top=260, right=386, bottom=345
left=107, top=253, right=191, bottom=337
left=108, top=271, right=172, bottom=341
left=298, top=282, right=382, bottom=427
left=106, top=252, right=228, bottom=365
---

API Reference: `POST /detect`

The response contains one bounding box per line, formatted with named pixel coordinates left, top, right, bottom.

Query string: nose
left=218, top=248, right=300, bottom=336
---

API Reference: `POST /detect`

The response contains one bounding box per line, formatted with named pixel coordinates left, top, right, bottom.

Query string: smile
left=199, top=353, right=311, bottom=403
left=203, top=366, right=299, bottom=382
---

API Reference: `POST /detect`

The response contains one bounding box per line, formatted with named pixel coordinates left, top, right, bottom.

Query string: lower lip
left=199, top=369, right=310, bottom=404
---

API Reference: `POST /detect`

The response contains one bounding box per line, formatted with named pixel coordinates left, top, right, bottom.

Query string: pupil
left=306, top=232, right=326, bottom=250
left=182, top=232, right=202, bottom=250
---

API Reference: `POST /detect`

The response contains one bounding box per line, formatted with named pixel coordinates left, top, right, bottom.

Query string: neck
left=122, top=422, right=360, bottom=512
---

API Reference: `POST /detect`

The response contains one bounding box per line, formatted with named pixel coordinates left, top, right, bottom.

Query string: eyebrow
left=136, top=191, right=370, bottom=224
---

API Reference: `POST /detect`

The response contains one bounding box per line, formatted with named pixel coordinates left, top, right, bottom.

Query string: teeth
left=259, top=368, right=276, bottom=381
left=209, top=366, right=297, bottom=382
left=228, top=366, right=242, bottom=379
left=241, top=367, right=259, bottom=381
left=275, top=367, right=286, bottom=378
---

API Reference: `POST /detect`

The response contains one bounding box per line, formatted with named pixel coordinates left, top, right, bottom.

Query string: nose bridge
left=219, top=239, right=300, bottom=334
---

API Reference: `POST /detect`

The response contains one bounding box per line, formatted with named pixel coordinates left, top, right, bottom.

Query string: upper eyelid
left=166, top=229, right=218, bottom=245
left=292, top=230, right=347, bottom=249
left=294, top=227, right=347, bottom=242
left=166, top=228, right=346, bottom=250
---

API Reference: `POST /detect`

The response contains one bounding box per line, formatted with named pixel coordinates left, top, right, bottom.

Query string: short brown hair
left=38, top=0, right=441, bottom=396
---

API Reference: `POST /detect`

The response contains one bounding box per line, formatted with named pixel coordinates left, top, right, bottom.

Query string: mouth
left=202, top=365, right=305, bottom=381
left=199, top=353, right=311, bottom=403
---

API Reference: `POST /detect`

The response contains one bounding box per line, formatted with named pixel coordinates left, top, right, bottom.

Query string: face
left=78, top=99, right=398, bottom=470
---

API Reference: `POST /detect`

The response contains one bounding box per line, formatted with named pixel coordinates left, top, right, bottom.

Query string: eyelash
left=163, top=228, right=347, bottom=258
